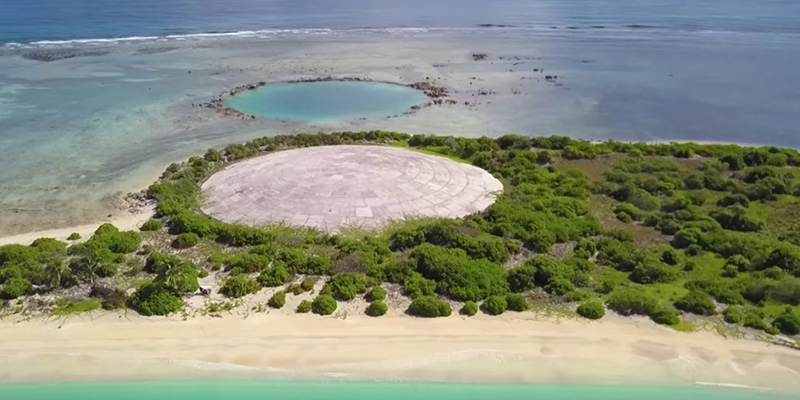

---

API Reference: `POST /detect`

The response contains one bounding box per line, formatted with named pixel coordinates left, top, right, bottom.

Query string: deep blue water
left=1, top=0, right=799, bottom=44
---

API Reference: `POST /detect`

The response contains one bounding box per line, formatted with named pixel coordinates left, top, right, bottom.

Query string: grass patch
left=53, top=299, right=102, bottom=316
left=587, top=194, right=668, bottom=247
left=526, top=298, right=578, bottom=319
left=670, top=320, right=695, bottom=332
left=681, top=252, right=726, bottom=282
left=554, top=156, right=615, bottom=181
left=642, top=283, right=689, bottom=303
left=747, top=195, right=800, bottom=238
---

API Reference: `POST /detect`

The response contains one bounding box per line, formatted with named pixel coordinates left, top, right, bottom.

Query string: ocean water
left=226, top=82, right=427, bottom=121
left=1, top=0, right=799, bottom=44
left=1, top=381, right=796, bottom=400
left=0, top=0, right=799, bottom=233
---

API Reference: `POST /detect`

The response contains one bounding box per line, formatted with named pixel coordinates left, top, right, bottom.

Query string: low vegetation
left=460, top=300, right=478, bottom=316
left=1, top=132, right=799, bottom=340
left=311, top=294, right=337, bottom=315
left=366, top=300, right=388, bottom=317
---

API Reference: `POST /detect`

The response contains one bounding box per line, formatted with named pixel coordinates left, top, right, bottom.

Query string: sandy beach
left=0, top=310, right=798, bottom=393
left=0, top=206, right=154, bottom=246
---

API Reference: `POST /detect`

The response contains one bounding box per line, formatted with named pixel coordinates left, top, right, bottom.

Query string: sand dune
left=0, top=312, right=798, bottom=394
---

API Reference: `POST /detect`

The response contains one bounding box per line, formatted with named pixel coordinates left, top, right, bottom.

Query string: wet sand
left=0, top=311, right=798, bottom=393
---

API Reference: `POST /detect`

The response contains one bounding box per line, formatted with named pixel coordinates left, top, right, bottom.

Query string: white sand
left=0, top=205, right=154, bottom=246
left=0, top=308, right=798, bottom=392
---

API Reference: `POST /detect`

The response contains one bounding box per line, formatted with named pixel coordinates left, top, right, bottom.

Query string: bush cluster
left=407, top=296, right=452, bottom=318
left=576, top=301, right=605, bottom=320
left=172, top=232, right=200, bottom=249
left=481, top=295, right=508, bottom=315
left=296, top=300, right=312, bottom=313
left=366, top=300, right=388, bottom=317
left=367, top=286, right=387, bottom=302
left=140, top=219, right=164, bottom=231
left=221, top=275, right=260, bottom=298
left=311, top=294, right=337, bottom=315
left=460, top=300, right=478, bottom=316
left=268, top=291, right=286, bottom=309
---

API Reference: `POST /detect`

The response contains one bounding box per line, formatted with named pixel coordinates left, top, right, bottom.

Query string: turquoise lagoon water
left=226, top=81, right=427, bottom=121
left=2, top=381, right=795, bottom=400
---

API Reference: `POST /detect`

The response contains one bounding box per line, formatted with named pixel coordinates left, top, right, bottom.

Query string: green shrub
left=765, top=244, right=800, bottom=276
left=660, top=249, right=680, bottom=266
left=481, top=295, right=508, bottom=315
left=325, top=273, right=368, bottom=301
left=140, top=219, right=164, bottom=231
left=301, top=279, right=315, bottom=292
left=172, top=232, right=200, bottom=249
left=67, top=232, right=81, bottom=241
left=545, top=277, right=574, bottom=296
left=649, top=305, right=680, bottom=325
left=268, top=291, right=286, bottom=309
left=565, top=289, right=593, bottom=302
left=94, top=229, right=142, bottom=254
left=629, top=261, right=677, bottom=284
left=723, top=306, right=744, bottom=324
left=407, top=296, right=452, bottom=318
left=773, top=311, right=800, bottom=335
left=769, top=277, right=800, bottom=305
left=221, top=275, right=260, bottom=298
left=148, top=255, right=199, bottom=294
left=31, top=238, right=67, bottom=253
left=286, top=283, right=306, bottom=295
left=606, top=287, right=657, bottom=316
left=577, top=301, right=605, bottom=319
left=401, top=273, right=436, bottom=299
left=674, top=290, right=716, bottom=316
left=573, top=239, right=597, bottom=259
left=198, top=269, right=209, bottom=278
left=460, top=300, right=478, bottom=316
left=507, top=265, right=536, bottom=293
left=367, top=286, right=387, bottom=302
left=408, top=243, right=508, bottom=302
left=505, top=293, right=529, bottom=311
left=0, top=277, right=32, bottom=299
left=130, top=283, right=183, bottom=316
left=296, top=300, right=312, bottom=313
left=258, top=265, right=291, bottom=287
left=311, top=294, right=337, bottom=315
left=743, top=311, right=770, bottom=331
left=366, top=300, right=388, bottom=317
left=225, top=254, right=271, bottom=273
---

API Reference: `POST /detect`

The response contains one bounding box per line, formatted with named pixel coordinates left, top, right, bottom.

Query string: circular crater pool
left=225, top=81, right=427, bottom=121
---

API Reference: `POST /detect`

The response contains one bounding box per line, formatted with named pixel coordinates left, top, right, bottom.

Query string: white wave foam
left=694, top=381, right=774, bottom=391
left=1, top=27, right=443, bottom=48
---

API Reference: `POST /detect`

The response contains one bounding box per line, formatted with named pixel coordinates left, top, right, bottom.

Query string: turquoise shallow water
left=226, top=81, right=427, bottom=121
left=2, top=381, right=795, bottom=400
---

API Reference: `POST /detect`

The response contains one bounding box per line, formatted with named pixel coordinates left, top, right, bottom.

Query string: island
left=0, top=131, right=799, bottom=391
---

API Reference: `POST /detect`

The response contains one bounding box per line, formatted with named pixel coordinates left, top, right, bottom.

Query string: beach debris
left=471, top=53, right=488, bottom=61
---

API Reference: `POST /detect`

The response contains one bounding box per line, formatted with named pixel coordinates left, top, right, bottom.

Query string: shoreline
left=0, top=312, right=798, bottom=392
left=0, top=205, right=154, bottom=246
